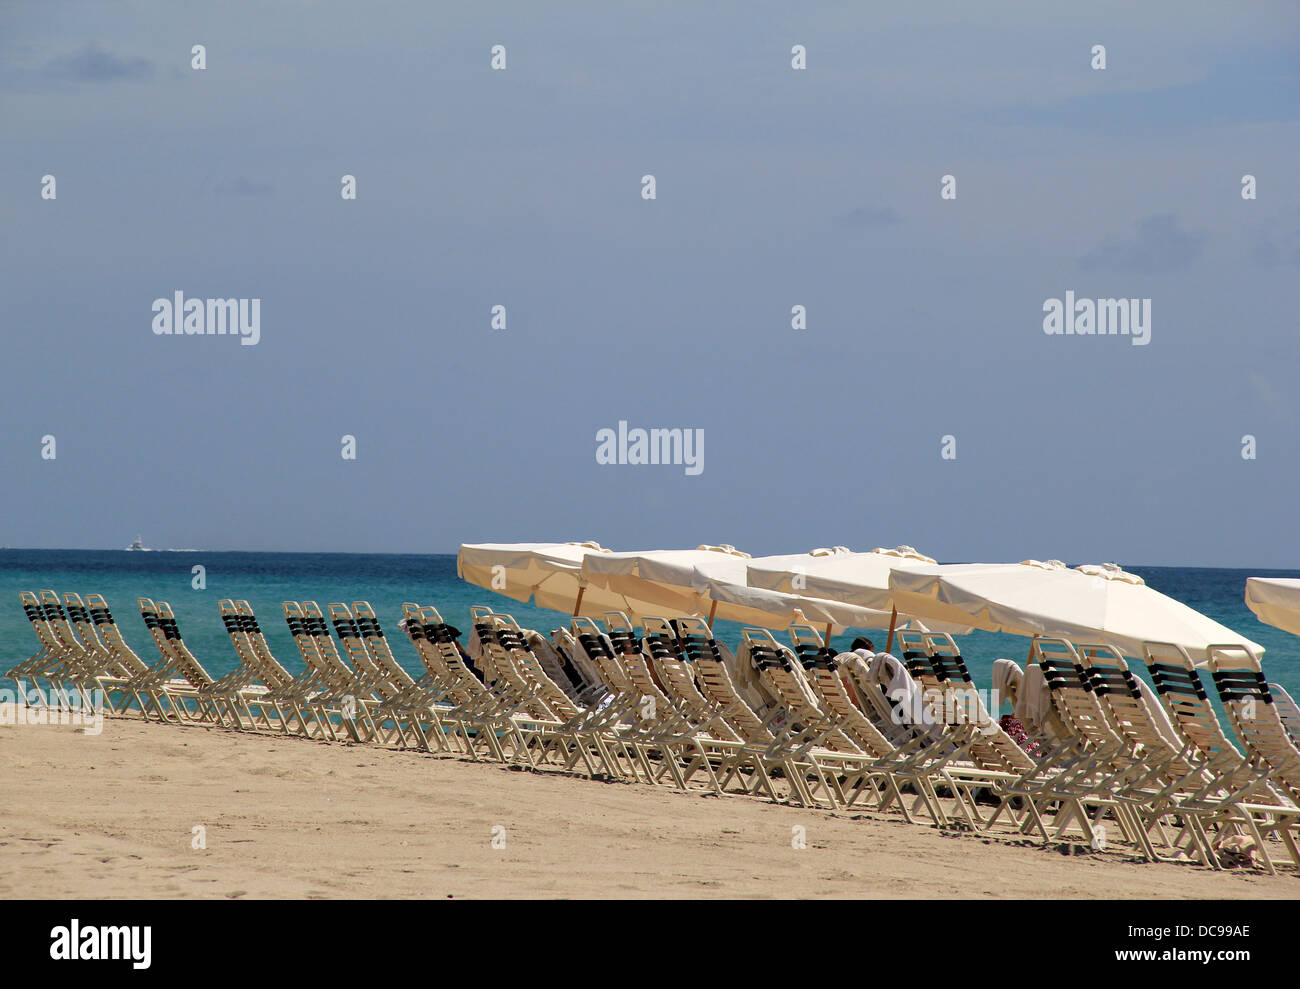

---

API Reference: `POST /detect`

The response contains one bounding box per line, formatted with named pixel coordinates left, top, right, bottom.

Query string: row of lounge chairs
left=9, top=589, right=1300, bottom=874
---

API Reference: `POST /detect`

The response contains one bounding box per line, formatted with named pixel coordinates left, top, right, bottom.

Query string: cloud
left=835, top=206, right=901, bottom=230
left=43, top=44, right=154, bottom=82
left=214, top=177, right=275, bottom=198
left=1079, top=214, right=1206, bottom=274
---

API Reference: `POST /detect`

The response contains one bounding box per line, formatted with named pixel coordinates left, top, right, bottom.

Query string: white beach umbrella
left=1245, top=577, right=1300, bottom=637
left=891, top=560, right=1264, bottom=661
left=579, top=546, right=734, bottom=619
left=457, top=541, right=663, bottom=618
left=581, top=545, right=889, bottom=633
left=690, top=548, right=897, bottom=633
left=746, top=546, right=975, bottom=649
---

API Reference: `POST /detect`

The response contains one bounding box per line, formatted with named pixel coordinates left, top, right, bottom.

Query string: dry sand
left=2, top=717, right=1295, bottom=899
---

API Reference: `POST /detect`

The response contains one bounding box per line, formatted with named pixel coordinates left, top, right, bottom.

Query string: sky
left=2, top=1, right=1298, bottom=566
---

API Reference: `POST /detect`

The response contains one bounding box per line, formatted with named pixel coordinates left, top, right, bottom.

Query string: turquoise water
left=3, top=550, right=1299, bottom=701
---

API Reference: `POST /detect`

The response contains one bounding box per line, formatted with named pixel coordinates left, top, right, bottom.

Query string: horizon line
left=1, top=545, right=1297, bottom=574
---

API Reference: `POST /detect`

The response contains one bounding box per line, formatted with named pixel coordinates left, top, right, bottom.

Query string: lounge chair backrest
left=41, top=589, right=89, bottom=659
left=570, top=616, right=635, bottom=695
left=487, top=612, right=579, bottom=720
left=1271, top=683, right=1300, bottom=749
left=350, top=602, right=418, bottom=690
left=299, top=601, right=364, bottom=691
left=220, top=599, right=291, bottom=689
left=600, top=613, right=673, bottom=721
left=789, top=625, right=895, bottom=757
left=641, top=616, right=729, bottom=735
left=1205, top=643, right=1300, bottom=792
left=677, top=623, right=769, bottom=741
left=63, top=592, right=128, bottom=679
left=284, top=601, right=343, bottom=688
left=1142, top=640, right=1244, bottom=763
left=151, top=601, right=214, bottom=687
left=1072, top=641, right=1179, bottom=759
left=83, top=594, right=149, bottom=676
left=21, top=589, right=64, bottom=654
left=233, top=601, right=296, bottom=687
left=743, top=629, right=823, bottom=719
left=1032, top=637, right=1125, bottom=751
left=895, top=629, right=939, bottom=690
left=913, top=632, right=1034, bottom=773
left=400, top=603, right=481, bottom=702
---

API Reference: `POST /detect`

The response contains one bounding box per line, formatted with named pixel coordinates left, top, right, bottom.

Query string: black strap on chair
left=608, top=629, right=642, bottom=655
left=644, top=633, right=679, bottom=662
left=576, top=631, right=612, bottom=660
left=1084, top=666, right=1141, bottom=698
left=1211, top=668, right=1273, bottom=705
left=748, top=643, right=789, bottom=671
left=680, top=633, right=723, bottom=665
left=1039, top=657, right=1089, bottom=692
left=331, top=616, right=362, bottom=640
left=794, top=643, right=837, bottom=672
left=929, top=653, right=972, bottom=684
left=901, top=650, right=933, bottom=680
left=1147, top=662, right=1208, bottom=701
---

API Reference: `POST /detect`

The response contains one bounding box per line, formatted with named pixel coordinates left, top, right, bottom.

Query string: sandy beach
left=2, top=717, right=1294, bottom=899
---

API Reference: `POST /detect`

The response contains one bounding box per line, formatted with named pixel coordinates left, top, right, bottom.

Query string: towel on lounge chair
left=732, top=639, right=781, bottom=715
left=832, top=650, right=915, bottom=741
left=991, top=659, right=1022, bottom=715
left=519, top=628, right=585, bottom=701
left=867, top=651, right=925, bottom=723
left=550, top=627, right=605, bottom=696
left=832, top=649, right=873, bottom=696
left=1015, top=662, right=1053, bottom=732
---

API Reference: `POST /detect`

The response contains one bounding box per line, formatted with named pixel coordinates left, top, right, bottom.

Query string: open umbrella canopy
left=457, top=542, right=665, bottom=618
left=581, top=545, right=890, bottom=631
left=690, top=549, right=897, bottom=632
left=1245, top=577, right=1300, bottom=637
left=891, top=560, right=1264, bottom=661
left=745, top=547, right=978, bottom=632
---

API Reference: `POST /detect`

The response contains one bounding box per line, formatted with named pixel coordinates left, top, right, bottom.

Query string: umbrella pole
left=572, top=586, right=585, bottom=617
left=824, top=622, right=834, bottom=648
left=885, top=606, right=898, bottom=653
left=707, top=600, right=717, bottom=629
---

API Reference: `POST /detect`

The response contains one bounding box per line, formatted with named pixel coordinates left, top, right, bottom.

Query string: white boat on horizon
left=125, top=534, right=150, bottom=551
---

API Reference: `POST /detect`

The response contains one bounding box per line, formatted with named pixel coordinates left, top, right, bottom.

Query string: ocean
left=3, top=550, right=1298, bottom=702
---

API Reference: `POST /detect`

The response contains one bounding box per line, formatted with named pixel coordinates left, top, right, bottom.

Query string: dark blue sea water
left=3, top=550, right=1298, bottom=701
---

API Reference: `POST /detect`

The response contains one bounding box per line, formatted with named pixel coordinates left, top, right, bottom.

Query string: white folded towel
left=991, top=659, right=1022, bottom=716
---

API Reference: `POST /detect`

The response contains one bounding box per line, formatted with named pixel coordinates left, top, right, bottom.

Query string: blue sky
left=2, top=1, right=1298, bottom=566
